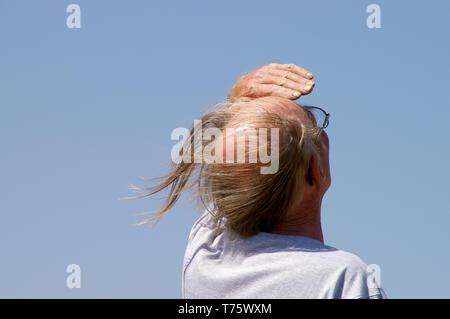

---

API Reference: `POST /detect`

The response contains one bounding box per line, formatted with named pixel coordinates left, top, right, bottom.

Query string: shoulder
left=324, top=248, right=386, bottom=299
left=327, top=248, right=369, bottom=272
left=187, top=210, right=218, bottom=240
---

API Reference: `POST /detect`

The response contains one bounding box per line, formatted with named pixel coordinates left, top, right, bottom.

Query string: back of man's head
left=132, top=96, right=324, bottom=238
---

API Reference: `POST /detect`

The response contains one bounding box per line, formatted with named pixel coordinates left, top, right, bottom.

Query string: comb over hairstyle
left=130, top=97, right=322, bottom=238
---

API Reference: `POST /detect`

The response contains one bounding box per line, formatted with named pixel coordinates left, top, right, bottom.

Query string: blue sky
left=0, top=0, right=449, bottom=298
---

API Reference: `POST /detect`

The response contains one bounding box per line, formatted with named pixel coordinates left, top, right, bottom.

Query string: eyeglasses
left=301, top=105, right=330, bottom=132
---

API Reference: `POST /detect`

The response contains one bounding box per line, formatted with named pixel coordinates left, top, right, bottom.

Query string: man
left=137, top=63, right=387, bottom=299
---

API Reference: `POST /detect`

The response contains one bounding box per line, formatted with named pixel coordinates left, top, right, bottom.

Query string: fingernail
left=292, top=91, right=301, bottom=97
left=304, top=85, right=312, bottom=91
left=307, top=72, right=314, bottom=79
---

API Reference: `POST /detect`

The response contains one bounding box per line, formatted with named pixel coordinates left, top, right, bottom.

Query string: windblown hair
left=130, top=97, right=322, bottom=238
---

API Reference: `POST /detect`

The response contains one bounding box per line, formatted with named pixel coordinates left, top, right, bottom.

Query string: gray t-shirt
left=182, top=211, right=387, bottom=299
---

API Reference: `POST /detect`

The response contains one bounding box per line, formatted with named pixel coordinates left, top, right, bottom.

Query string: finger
left=257, top=74, right=314, bottom=94
left=266, top=69, right=315, bottom=93
left=255, top=84, right=303, bottom=100
left=268, top=68, right=311, bottom=84
left=270, top=63, right=314, bottom=79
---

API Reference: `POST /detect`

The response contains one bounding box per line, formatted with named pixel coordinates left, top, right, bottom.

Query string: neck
left=269, top=202, right=324, bottom=244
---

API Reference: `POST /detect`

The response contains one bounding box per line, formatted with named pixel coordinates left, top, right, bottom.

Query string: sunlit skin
left=230, top=64, right=331, bottom=244
left=229, top=63, right=315, bottom=101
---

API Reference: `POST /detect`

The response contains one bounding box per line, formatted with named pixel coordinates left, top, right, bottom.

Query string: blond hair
left=130, top=97, right=321, bottom=238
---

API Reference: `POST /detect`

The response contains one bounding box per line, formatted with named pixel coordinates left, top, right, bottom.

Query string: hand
left=228, top=63, right=315, bottom=102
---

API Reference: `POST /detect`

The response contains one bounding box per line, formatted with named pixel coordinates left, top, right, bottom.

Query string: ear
left=307, top=155, right=323, bottom=188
